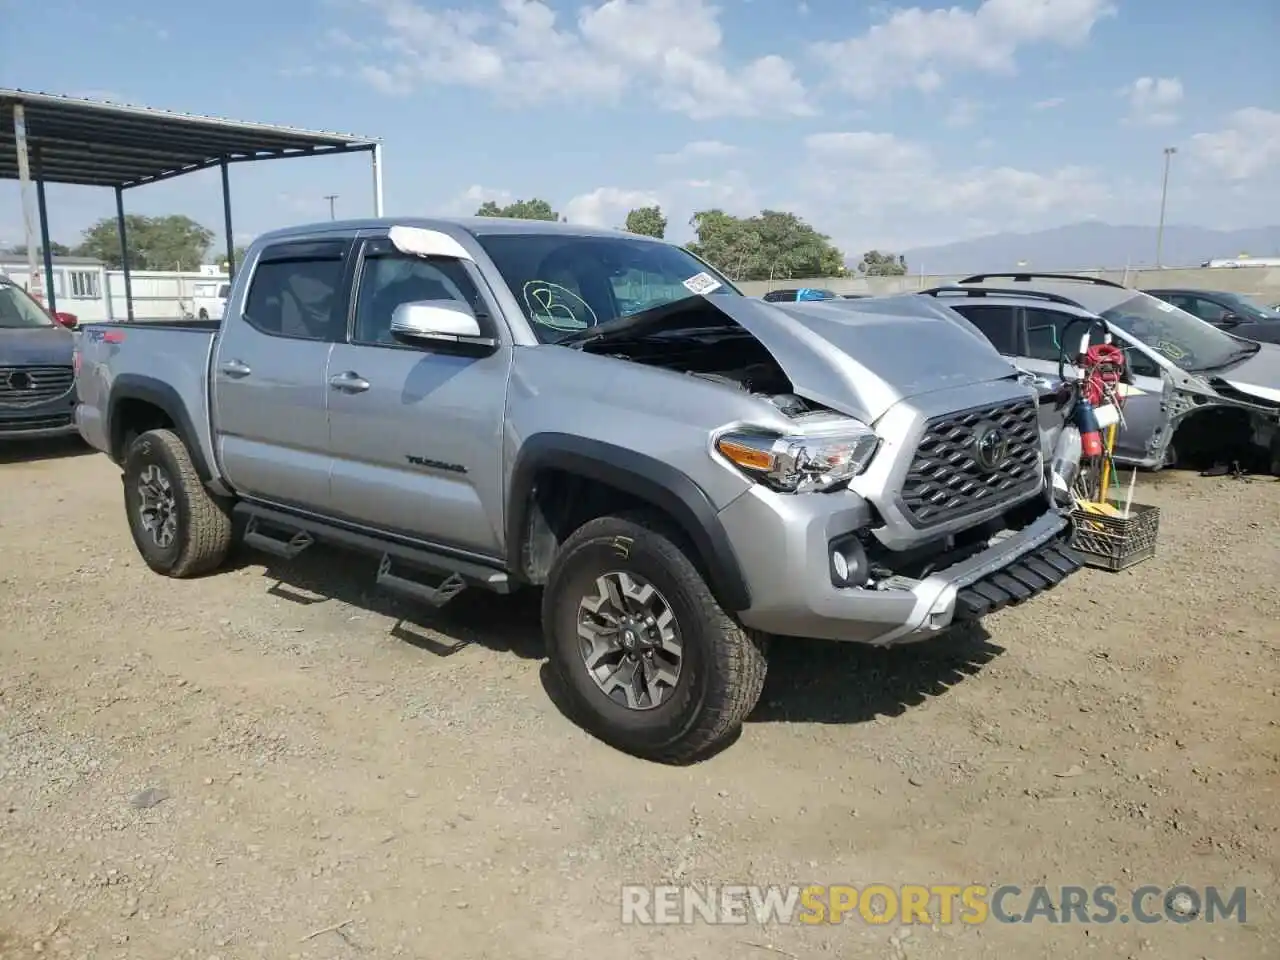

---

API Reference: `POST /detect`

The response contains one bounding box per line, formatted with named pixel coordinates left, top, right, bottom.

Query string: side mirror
left=53, top=311, right=79, bottom=329
left=389, top=300, right=495, bottom=349
left=1218, top=312, right=1241, bottom=327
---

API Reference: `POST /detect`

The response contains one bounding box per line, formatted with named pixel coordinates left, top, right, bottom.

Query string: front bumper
left=721, top=486, right=1082, bottom=645
left=0, top=408, right=79, bottom=440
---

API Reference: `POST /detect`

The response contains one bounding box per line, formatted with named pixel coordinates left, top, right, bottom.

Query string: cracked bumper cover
left=721, top=487, right=1083, bottom=645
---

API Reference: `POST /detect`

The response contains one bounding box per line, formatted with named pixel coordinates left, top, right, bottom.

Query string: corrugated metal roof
left=0, top=88, right=379, bottom=189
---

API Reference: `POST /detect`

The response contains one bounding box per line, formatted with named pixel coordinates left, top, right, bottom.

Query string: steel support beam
left=115, top=186, right=134, bottom=321
left=33, top=147, right=57, bottom=315
left=12, top=104, right=43, bottom=305
left=221, top=159, right=236, bottom=280
left=371, top=143, right=384, bottom=216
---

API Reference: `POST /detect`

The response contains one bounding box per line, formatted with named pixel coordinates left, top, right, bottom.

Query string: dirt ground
left=1, top=438, right=1276, bottom=960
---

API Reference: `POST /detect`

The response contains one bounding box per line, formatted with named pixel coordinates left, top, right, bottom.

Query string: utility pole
left=1155, top=146, right=1177, bottom=269
left=324, top=194, right=339, bottom=221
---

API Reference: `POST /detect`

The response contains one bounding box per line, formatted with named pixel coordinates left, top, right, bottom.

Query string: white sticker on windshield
left=1156, top=300, right=1176, bottom=312
left=683, top=272, right=722, bottom=296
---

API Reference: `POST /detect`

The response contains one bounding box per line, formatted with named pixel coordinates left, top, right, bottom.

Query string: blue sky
left=1, top=0, right=1277, bottom=260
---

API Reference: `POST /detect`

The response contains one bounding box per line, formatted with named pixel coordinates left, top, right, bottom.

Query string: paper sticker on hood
left=706, top=297, right=1020, bottom=423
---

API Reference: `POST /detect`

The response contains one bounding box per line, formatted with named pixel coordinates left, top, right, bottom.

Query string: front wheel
left=122, top=428, right=233, bottom=577
left=542, top=514, right=767, bottom=763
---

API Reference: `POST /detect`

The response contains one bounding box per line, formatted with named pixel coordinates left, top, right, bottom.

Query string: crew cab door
left=325, top=234, right=510, bottom=557
left=211, top=237, right=353, bottom=510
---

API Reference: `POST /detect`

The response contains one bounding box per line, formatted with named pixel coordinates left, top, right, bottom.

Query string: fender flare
left=506, top=433, right=752, bottom=612
left=107, top=374, right=213, bottom=481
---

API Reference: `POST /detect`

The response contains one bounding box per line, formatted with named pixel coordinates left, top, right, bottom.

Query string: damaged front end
left=1146, top=363, right=1280, bottom=472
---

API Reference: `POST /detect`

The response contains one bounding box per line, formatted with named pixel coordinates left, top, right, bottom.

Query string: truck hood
left=0, top=326, right=74, bottom=365
left=573, top=294, right=1019, bottom=423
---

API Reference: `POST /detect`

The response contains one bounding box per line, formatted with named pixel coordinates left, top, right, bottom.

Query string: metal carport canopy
left=1, top=88, right=383, bottom=320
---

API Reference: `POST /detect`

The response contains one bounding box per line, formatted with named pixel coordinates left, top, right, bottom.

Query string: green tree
left=857, top=250, right=908, bottom=276
left=686, top=209, right=844, bottom=281
left=686, top=210, right=762, bottom=280
left=5, top=241, right=72, bottom=257
left=74, top=214, right=215, bottom=270
left=624, top=205, right=667, bottom=239
left=475, top=198, right=560, bottom=221
left=217, top=246, right=250, bottom=271
left=753, top=210, right=845, bottom=279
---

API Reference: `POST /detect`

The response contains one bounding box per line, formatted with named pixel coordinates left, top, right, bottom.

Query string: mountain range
left=893, top=222, right=1280, bottom=275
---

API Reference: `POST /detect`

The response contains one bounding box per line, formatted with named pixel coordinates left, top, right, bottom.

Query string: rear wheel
left=122, top=428, right=233, bottom=577
left=542, top=513, right=767, bottom=763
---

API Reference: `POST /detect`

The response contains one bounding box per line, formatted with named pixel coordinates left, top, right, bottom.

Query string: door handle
left=219, top=359, right=252, bottom=378
left=329, top=371, right=371, bottom=393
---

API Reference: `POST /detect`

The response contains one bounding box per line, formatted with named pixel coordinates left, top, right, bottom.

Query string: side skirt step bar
left=234, top=503, right=512, bottom=608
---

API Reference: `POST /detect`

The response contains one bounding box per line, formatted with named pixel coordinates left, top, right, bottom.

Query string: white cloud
left=1189, top=108, right=1280, bottom=181
left=944, top=98, right=981, bottom=128
left=798, top=129, right=1110, bottom=252
left=1123, top=76, right=1183, bottom=126
left=656, top=140, right=741, bottom=164
left=813, top=0, right=1115, bottom=97
left=1033, top=96, right=1065, bottom=110
left=563, top=187, right=662, bottom=227
left=348, top=0, right=810, bottom=118
left=443, top=184, right=515, bottom=216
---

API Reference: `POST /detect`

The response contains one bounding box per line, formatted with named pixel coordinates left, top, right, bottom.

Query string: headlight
left=714, top=419, right=880, bottom=493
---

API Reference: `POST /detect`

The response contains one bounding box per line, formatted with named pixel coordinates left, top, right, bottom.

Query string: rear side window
left=243, top=240, right=349, bottom=341
left=950, top=303, right=1019, bottom=354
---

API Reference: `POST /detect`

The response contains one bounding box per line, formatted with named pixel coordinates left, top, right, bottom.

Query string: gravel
left=1, top=439, right=1277, bottom=959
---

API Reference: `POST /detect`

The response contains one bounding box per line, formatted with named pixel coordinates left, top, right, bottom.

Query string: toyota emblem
left=972, top=422, right=1009, bottom=472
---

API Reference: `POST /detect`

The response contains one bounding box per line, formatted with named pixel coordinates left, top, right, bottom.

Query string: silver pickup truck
left=74, top=217, right=1083, bottom=762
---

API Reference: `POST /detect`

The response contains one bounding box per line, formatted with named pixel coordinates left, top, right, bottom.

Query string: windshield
left=1101, top=293, right=1257, bottom=372
left=1219, top=292, right=1279, bottom=321
left=0, top=282, right=55, bottom=329
left=474, top=233, right=740, bottom=344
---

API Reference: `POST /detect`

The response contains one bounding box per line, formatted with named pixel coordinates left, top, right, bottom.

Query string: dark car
left=1146, top=288, right=1280, bottom=345
left=0, top=275, right=80, bottom=440
left=761, top=287, right=839, bottom=302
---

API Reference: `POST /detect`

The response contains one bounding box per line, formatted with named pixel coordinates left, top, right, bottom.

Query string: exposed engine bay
left=593, top=321, right=820, bottom=418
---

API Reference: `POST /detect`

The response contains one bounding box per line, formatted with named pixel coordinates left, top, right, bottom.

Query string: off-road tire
left=122, top=428, right=233, bottom=578
left=542, top=513, right=768, bottom=763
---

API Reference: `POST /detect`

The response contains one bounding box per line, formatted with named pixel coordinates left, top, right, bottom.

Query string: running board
left=243, top=515, right=315, bottom=559
left=376, top=556, right=468, bottom=608
left=234, top=503, right=512, bottom=600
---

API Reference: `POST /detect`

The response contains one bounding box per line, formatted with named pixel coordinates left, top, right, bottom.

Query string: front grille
left=0, top=412, right=73, bottom=431
left=901, top=399, right=1041, bottom=527
left=0, top=365, right=74, bottom=406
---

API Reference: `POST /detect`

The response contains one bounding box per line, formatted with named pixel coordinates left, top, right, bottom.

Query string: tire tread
left=128, top=429, right=233, bottom=578
left=545, top=511, right=767, bottom=763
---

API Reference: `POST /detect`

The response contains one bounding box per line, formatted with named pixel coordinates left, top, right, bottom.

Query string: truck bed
left=74, top=321, right=219, bottom=469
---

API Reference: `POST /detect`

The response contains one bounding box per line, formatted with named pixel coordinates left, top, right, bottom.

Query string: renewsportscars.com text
left=620, top=883, right=1247, bottom=926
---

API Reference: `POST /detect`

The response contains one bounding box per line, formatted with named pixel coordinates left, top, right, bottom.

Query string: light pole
left=1155, top=146, right=1177, bottom=268
left=324, top=194, right=339, bottom=220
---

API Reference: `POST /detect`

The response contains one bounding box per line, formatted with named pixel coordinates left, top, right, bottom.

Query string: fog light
left=829, top=535, right=869, bottom=588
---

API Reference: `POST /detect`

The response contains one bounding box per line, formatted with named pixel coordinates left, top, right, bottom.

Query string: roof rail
left=957, top=271, right=1126, bottom=289
left=920, top=285, right=1087, bottom=309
